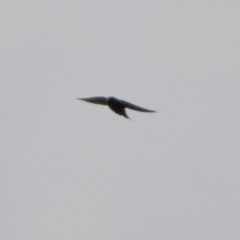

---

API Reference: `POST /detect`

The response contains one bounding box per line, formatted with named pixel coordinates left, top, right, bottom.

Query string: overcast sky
left=1, top=1, right=240, bottom=239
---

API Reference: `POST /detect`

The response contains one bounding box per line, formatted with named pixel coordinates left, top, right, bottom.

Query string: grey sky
left=1, top=1, right=240, bottom=239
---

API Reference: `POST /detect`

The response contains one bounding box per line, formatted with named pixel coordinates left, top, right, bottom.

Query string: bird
left=77, top=96, right=156, bottom=119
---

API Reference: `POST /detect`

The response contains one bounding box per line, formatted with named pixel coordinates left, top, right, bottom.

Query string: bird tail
left=123, top=110, right=130, bottom=119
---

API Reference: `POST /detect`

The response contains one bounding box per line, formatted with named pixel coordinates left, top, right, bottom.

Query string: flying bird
left=77, top=96, right=156, bottom=119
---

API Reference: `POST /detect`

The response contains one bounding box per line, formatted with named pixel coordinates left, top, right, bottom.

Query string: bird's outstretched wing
left=77, top=97, right=107, bottom=105
left=119, top=100, right=156, bottom=112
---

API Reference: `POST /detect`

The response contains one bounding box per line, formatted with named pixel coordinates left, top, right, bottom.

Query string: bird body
left=77, top=96, right=155, bottom=119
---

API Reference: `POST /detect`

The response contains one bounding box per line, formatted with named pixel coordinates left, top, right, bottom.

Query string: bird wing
left=119, top=99, right=156, bottom=112
left=77, top=97, right=107, bottom=105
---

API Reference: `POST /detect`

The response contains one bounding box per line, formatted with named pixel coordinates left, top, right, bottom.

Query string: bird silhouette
left=77, top=96, right=156, bottom=119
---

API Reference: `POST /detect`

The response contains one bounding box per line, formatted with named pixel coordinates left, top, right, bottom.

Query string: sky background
left=1, top=1, right=240, bottom=239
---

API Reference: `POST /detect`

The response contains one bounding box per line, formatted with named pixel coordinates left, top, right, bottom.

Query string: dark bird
left=77, top=96, right=156, bottom=119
